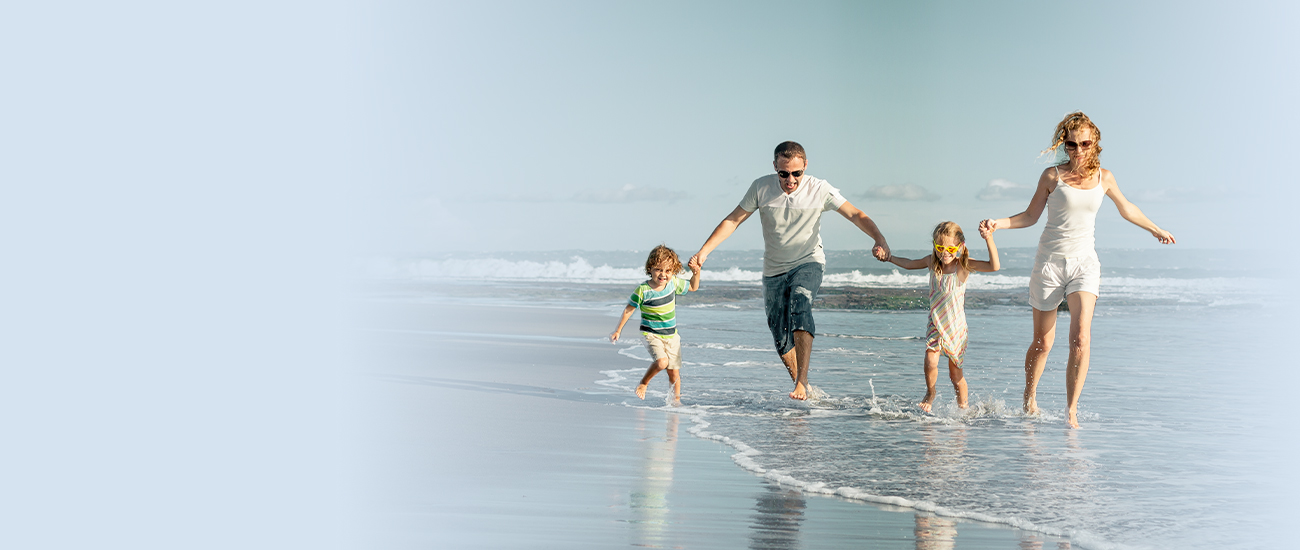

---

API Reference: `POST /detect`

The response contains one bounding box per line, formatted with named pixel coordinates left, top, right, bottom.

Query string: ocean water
left=362, top=249, right=1290, bottom=550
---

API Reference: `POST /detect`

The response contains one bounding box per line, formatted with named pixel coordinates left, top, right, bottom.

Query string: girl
left=980, top=111, right=1175, bottom=428
left=886, top=221, right=1000, bottom=412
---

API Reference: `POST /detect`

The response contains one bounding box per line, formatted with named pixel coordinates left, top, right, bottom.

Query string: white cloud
left=976, top=179, right=1034, bottom=201
left=572, top=183, right=689, bottom=203
left=861, top=183, right=940, bottom=202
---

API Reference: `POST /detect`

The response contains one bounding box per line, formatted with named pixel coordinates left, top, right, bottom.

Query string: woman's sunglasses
left=1064, top=140, right=1094, bottom=150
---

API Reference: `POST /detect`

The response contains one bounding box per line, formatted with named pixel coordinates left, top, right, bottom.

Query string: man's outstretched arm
left=836, top=201, right=890, bottom=260
left=688, top=206, right=753, bottom=270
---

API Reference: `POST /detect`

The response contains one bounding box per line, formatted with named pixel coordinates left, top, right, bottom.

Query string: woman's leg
left=1024, top=308, right=1058, bottom=414
left=1064, top=291, right=1097, bottom=428
left=919, top=349, right=940, bottom=412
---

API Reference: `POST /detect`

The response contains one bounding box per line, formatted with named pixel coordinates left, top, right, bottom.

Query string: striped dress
left=926, top=269, right=968, bottom=367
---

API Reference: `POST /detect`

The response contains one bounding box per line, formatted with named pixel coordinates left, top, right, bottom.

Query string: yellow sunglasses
left=933, top=243, right=964, bottom=254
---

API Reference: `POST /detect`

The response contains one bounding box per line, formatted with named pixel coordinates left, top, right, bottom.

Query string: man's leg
left=788, top=329, right=814, bottom=400
left=786, top=263, right=822, bottom=401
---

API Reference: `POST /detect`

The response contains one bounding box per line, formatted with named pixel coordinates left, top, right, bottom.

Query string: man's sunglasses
left=778, top=170, right=804, bottom=179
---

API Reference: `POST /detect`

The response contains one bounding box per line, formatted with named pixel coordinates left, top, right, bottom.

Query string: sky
left=2, top=2, right=1296, bottom=548
left=352, top=0, right=1298, bottom=256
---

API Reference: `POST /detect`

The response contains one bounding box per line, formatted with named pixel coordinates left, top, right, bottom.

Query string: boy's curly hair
left=644, top=244, right=684, bottom=276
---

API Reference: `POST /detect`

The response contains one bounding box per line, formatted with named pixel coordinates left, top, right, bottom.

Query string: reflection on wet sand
left=1017, top=534, right=1072, bottom=549
left=914, top=514, right=956, bottom=550
left=1018, top=423, right=1079, bottom=549
left=914, top=425, right=966, bottom=549
left=629, top=410, right=679, bottom=548
left=749, top=484, right=805, bottom=550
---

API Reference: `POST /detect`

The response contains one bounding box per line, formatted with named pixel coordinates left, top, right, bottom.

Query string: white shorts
left=643, top=333, right=681, bottom=370
left=1029, top=253, right=1100, bottom=311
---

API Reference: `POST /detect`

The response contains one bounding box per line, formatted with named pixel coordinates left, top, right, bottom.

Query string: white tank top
left=1036, top=168, right=1105, bottom=259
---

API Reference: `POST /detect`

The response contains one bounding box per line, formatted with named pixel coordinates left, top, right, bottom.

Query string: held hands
left=978, top=223, right=993, bottom=239
left=687, top=253, right=707, bottom=271
left=872, top=243, right=891, bottom=261
left=979, top=219, right=999, bottom=235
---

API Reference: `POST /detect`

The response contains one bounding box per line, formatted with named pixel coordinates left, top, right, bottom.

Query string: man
left=688, top=141, right=891, bottom=400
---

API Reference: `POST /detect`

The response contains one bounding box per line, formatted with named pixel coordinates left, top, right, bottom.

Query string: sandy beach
left=349, top=300, right=1070, bottom=549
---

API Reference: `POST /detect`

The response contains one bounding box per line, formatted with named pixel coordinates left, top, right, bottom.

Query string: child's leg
left=919, top=349, right=940, bottom=412
left=666, top=368, right=681, bottom=402
left=948, top=360, right=968, bottom=409
left=635, top=358, right=668, bottom=399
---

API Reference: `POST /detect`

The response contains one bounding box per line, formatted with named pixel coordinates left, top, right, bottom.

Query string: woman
left=980, top=112, right=1175, bottom=428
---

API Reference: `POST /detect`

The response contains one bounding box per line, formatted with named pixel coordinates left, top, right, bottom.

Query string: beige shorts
left=1029, top=253, right=1101, bottom=311
left=643, top=332, right=681, bottom=370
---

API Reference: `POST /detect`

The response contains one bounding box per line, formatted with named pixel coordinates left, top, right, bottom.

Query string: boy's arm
left=610, top=304, right=636, bottom=343
left=886, top=253, right=930, bottom=270
left=687, top=263, right=701, bottom=292
left=967, top=230, right=1000, bottom=272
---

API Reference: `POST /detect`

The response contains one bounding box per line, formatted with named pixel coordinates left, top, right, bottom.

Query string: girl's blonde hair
left=930, top=221, right=970, bottom=277
left=1041, top=111, right=1103, bottom=178
left=644, top=244, right=684, bottom=275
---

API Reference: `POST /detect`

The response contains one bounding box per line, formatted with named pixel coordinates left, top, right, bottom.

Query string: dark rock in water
left=814, top=288, right=1032, bottom=310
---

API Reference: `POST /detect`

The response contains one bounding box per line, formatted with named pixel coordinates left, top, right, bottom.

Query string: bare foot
left=635, top=384, right=647, bottom=400
left=957, top=401, right=968, bottom=410
left=918, top=391, right=935, bottom=413
left=1023, top=396, right=1039, bottom=415
left=789, top=383, right=807, bottom=400
left=1066, top=409, right=1080, bottom=429
left=670, top=398, right=682, bottom=407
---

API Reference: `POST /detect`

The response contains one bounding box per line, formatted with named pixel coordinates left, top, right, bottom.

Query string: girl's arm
left=979, top=168, right=1054, bottom=234
left=610, top=304, right=636, bottom=342
left=1102, top=170, right=1176, bottom=244
left=966, top=227, right=1001, bottom=273
left=687, top=263, right=701, bottom=292
left=886, top=253, right=931, bottom=271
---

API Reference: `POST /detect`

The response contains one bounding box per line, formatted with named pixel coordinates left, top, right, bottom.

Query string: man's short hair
left=774, top=141, right=806, bottom=162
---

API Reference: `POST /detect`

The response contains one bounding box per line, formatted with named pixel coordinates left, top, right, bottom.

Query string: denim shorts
left=762, top=262, right=823, bottom=355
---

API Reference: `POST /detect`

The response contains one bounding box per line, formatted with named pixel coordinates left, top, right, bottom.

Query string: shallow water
left=365, top=249, right=1290, bottom=549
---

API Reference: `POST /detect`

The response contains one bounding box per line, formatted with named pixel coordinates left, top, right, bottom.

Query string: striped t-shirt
left=628, top=277, right=691, bottom=337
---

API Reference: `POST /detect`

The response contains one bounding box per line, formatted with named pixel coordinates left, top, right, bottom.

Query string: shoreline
left=351, top=300, right=1072, bottom=548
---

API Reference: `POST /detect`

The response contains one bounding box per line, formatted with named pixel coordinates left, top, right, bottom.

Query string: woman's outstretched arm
left=980, top=168, right=1055, bottom=234
left=1102, top=170, right=1175, bottom=244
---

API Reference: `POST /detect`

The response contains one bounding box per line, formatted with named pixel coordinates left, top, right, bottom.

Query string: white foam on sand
left=591, top=367, right=1125, bottom=550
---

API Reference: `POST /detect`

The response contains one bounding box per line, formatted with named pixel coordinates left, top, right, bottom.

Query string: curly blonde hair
left=930, top=221, right=970, bottom=277
left=644, top=244, right=684, bottom=276
left=1041, top=111, right=1102, bottom=178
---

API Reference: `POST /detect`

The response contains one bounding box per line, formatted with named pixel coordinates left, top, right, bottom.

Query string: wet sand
left=349, top=300, right=1072, bottom=548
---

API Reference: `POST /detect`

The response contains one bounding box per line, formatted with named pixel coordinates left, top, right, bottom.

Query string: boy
left=609, top=245, right=701, bottom=404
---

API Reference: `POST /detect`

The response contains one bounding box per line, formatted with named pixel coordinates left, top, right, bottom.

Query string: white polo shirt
left=738, top=174, right=848, bottom=277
